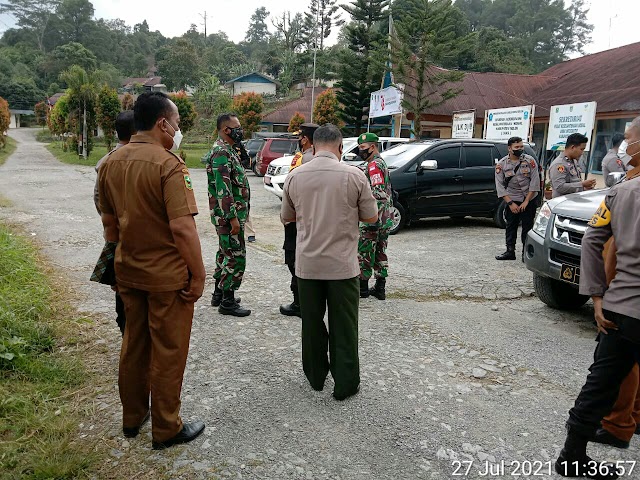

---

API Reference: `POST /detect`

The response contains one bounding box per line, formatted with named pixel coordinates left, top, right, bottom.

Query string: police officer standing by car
left=602, top=133, right=631, bottom=187
left=554, top=116, right=640, bottom=479
left=550, top=133, right=596, bottom=198
left=280, top=123, right=319, bottom=317
left=494, top=136, right=540, bottom=261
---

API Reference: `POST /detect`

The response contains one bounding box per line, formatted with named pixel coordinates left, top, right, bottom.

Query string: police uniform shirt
left=494, top=154, right=540, bottom=202
left=580, top=166, right=640, bottom=321
left=98, top=133, right=198, bottom=292
left=550, top=155, right=584, bottom=198
left=602, top=150, right=630, bottom=187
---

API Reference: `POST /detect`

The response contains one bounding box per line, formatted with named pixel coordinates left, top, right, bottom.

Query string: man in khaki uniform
left=549, top=133, right=596, bottom=198
left=554, top=116, right=640, bottom=478
left=281, top=124, right=378, bottom=401
left=99, top=92, right=206, bottom=450
left=602, top=133, right=631, bottom=187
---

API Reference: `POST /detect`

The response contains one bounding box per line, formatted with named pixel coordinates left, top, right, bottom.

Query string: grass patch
left=0, top=137, right=17, bottom=167
left=0, top=195, right=12, bottom=208
left=34, top=130, right=55, bottom=143
left=0, top=223, right=95, bottom=479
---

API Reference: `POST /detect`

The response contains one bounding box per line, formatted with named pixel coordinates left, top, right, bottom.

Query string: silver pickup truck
left=523, top=189, right=607, bottom=309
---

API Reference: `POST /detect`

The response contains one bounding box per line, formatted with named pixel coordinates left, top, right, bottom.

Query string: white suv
left=263, top=137, right=410, bottom=200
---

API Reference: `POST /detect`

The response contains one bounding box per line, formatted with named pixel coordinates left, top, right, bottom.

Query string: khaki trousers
left=602, top=363, right=640, bottom=442
left=118, top=287, right=194, bottom=442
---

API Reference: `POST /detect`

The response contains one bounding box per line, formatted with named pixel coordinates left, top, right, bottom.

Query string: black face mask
left=512, top=149, right=524, bottom=158
left=359, top=148, right=372, bottom=160
left=227, top=127, right=244, bottom=144
left=298, top=139, right=304, bottom=150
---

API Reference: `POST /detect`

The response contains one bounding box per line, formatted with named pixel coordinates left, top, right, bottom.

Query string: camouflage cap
left=358, top=132, right=379, bottom=145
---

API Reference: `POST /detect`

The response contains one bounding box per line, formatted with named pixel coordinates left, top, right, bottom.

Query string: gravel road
left=1, top=129, right=637, bottom=479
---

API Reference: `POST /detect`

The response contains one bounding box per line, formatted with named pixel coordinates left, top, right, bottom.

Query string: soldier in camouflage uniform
left=357, top=133, right=393, bottom=300
left=204, top=113, right=251, bottom=317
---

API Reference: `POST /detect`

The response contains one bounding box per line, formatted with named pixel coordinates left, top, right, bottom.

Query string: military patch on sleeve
left=589, top=200, right=611, bottom=228
left=529, top=160, right=536, bottom=169
left=184, top=174, right=193, bottom=190
left=557, top=165, right=566, bottom=174
left=617, top=159, right=623, bottom=167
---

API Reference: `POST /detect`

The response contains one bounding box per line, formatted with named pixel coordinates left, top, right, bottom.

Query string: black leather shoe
left=359, top=279, right=370, bottom=298
left=211, top=290, right=241, bottom=307
left=152, top=421, right=205, bottom=450
left=123, top=410, right=150, bottom=438
left=219, top=291, right=251, bottom=317
left=555, top=449, right=620, bottom=479
left=279, top=302, right=301, bottom=317
left=636, top=424, right=640, bottom=435
left=495, top=249, right=516, bottom=261
left=593, top=428, right=629, bottom=449
left=369, top=278, right=386, bottom=300
left=333, top=385, right=360, bottom=401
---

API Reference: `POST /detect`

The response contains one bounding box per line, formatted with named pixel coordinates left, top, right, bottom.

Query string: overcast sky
left=1, top=0, right=639, bottom=55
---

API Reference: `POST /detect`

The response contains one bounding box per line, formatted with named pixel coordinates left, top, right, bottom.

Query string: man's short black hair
left=217, top=113, right=238, bottom=131
left=565, top=133, right=589, bottom=148
left=611, top=133, right=625, bottom=149
left=133, top=92, right=173, bottom=132
left=115, top=110, right=135, bottom=142
left=507, top=136, right=523, bottom=147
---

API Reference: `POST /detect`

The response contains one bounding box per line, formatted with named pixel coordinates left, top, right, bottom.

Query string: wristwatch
left=507, top=201, right=514, bottom=206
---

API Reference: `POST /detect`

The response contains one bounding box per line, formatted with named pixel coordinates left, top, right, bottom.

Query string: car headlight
left=532, top=202, right=552, bottom=237
left=280, top=166, right=290, bottom=175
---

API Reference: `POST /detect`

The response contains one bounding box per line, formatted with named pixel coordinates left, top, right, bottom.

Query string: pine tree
left=336, top=0, right=389, bottom=135
left=302, top=0, right=345, bottom=51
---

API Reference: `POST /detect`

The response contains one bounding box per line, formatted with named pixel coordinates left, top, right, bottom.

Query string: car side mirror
left=420, top=160, right=438, bottom=171
left=343, top=153, right=357, bottom=161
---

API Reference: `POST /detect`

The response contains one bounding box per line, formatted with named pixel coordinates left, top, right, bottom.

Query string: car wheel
left=493, top=200, right=507, bottom=229
left=389, top=202, right=406, bottom=235
left=252, top=162, right=264, bottom=177
left=533, top=273, right=589, bottom=310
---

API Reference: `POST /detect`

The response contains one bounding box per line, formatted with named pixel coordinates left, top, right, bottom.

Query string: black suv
left=382, top=139, right=539, bottom=234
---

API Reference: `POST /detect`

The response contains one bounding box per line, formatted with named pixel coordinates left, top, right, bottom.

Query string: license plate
left=264, top=175, right=272, bottom=186
left=560, top=264, right=580, bottom=285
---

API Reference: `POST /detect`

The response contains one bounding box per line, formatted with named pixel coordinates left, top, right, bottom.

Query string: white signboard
left=451, top=111, right=475, bottom=139
left=546, top=102, right=597, bottom=151
left=369, top=87, right=403, bottom=118
left=484, top=105, right=534, bottom=141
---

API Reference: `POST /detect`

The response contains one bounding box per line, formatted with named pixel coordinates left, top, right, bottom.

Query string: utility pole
left=310, top=4, right=320, bottom=123
left=200, top=11, right=207, bottom=38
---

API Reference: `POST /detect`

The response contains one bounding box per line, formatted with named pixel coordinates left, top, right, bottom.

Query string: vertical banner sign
left=483, top=105, right=534, bottom=141
left=546, top=102, right=597, bottom=151
left=451, top=110, right=476, bottom=139
left=369, top=86, right=403, bottom=118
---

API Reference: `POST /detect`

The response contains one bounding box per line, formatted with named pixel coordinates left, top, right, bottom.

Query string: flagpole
left=310, top=6, right=320, bottom=123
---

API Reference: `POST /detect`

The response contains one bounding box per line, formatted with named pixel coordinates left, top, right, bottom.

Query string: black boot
left=369, top=277, right=386, bottom=300
left=495, top=247, right=516, bottom=261
left=360, top=279, right=370, bottom=298
left=218, top=290, right=251, bottom=317
left=211, top=282, right=241, bottom=307
left=555, top=428, right=620, bottom=479
left=280, top=292, right=301, bottom=317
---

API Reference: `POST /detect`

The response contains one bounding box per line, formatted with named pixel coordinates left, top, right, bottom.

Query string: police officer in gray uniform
left=602, top=133, right=631, bottom=187
left=550, top=133, right=596, bottom=198
left=494, top=136, right=540, bottom=261
left=554, top=116, right=640, bottom=479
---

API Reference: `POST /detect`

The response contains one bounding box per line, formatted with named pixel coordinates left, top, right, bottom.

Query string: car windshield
left=381, top=143, right=432, bottom=168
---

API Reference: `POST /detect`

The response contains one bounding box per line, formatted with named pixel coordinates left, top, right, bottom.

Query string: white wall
left=9, top=114, right=18, bottom=129
left=233, top=82, right=276, bottom=96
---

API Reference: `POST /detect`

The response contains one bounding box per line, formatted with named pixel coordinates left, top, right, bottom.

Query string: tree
left=336, top=0, right=389, bottom=135
left=121, top=93, right=134, bottom=110
left=245, top=7, right=270, bottom=44
left=272, top=11, right=304, bottom=53
left=193, top=75, right=232, bottom=117
left=44, top=42, right=98, bottom=81
left=303, top=0, right=345, bottom=51
left=313, top=89, right=342, bottom=126
left=0, top=0, right=61, bottom=52
left=288, top=111, right=305, bottom=132
left=157, top=39, right=202, bottom=90
left=47, top=93, right=70, bottom=148
left=96, top=85, right=120, bottom=150
left=0, top=97, right=10, bottom=148
left=34, top=100, right=48, bottom=128
left=169, top=92, right=197, bottom=134
left=59, top=65, right=102, bottom=157
left=0, top=80, right=44, bottom=111
left=558, top=0, right=592, bottom=56
left=55, top=0, right=94, bottom=44
left=232, top=92, right=264, bottom=136
left=468, top=27, right=533, bottom=73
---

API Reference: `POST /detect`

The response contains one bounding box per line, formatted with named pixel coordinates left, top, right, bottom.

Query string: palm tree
left=59, top=66, right=105, bottom=158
